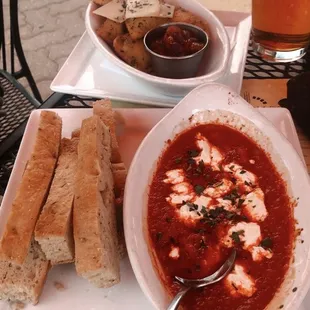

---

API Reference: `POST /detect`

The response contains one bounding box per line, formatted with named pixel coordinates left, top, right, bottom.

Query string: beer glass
left=252, top=0, right=310, bottom=62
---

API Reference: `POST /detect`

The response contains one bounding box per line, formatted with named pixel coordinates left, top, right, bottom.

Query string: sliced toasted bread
left=0, top=111, right=62, bottom=264
left=35, top=137, right=79, bottom=265
left=73, top=115, right=120, bottom=287
left=93, top=99, right=122, bottom=163
left=112, top=163, right=127, bottom=258
left=0, top=240, right=49, bottom=305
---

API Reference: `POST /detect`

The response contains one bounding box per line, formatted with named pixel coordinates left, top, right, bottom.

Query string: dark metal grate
left=0, top=42, right=310, bottom=198
left=244, top=43, right=309, bottom=79
left=0, top=75, right=35, bottom=145
left=0, top=142, right=19, bottom=196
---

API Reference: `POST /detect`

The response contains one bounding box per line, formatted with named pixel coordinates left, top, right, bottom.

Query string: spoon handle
left=167, top=286, right=191, bottom=310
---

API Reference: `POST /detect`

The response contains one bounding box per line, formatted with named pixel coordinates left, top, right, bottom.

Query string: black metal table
left=0, top=45, right=309, bottom=197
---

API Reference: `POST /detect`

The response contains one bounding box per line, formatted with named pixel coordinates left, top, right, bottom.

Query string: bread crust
left=0, top=240, right=49, bottom=305
left=93, top=99, right=122, bottom=163
left=35, top=137, right=79, bottom=265
left=73, top=116, right=120, bottom=287
left=0, top=111, right=62, bottom=264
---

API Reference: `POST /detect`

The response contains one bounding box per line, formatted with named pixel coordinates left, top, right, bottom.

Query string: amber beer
left=252, top=0, right=310, bottom=62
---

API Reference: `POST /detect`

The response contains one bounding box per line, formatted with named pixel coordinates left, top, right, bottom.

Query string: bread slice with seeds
left=35, top=136, right=79, bottom=265
left=0, top=240, right=49, bottom=304
left=73, top=115, right=120, bottom=287
left=112, top=163, right=127, bottom=258
left=93, top=99, right=122, bottom=163
left=0, top=111, right=62, bottom=265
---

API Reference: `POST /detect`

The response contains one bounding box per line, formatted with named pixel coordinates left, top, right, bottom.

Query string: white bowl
left=85, top=1, right=230, bottom=97
left=124, top=83, right=310, bottom=310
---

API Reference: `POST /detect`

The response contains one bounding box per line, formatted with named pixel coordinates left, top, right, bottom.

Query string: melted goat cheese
left=177, top=196, right=211, bottom=220
left=193, top=195, right=212, bottom=210
left=193, top=133, right=223, bottom=170
left=166, top=193, right=194, bottom=206
left=223, top=163, right=257, bottom=190
left=204, top=179, right=233, bottom=198
left=216, top=198, right=238, bottom=213
left=243, top=188, right=268, bottom=222
left=166, top=181, right=195, bottom=206
left=252, top=246, right=273, bottom=262
left=223, top=222, right=261, bottom=249
left=236, top=169, right=257, bottom=189
left=172, top=182, right=192, bottom=194
left=178, top=204, right=201, bottom=220
left=222, top=222, right=272, bottom=261
left=225, top=264, right=256, bottom=297
left=223, top=163, right=243, bottom=173
left=169, top=246, right=180, bottom=259
left=164, top=169, right=185, bottom=184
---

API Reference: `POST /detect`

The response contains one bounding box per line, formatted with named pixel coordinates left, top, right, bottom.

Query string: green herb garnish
left=194, top=185, right=205, bottom=195
left=175, top=157, right=182, bottom=164
left=223, top=188, right=240, bottom=204
left=226, top=212, right=235, bottom=220
left=186, top=202, right=199, bottom=210
left=199, top=160, right=204, bottom=170
left=237, top=198, right=245, bottom=208
left=188, top=149, right=199, bottom=157
left=200, top=206, right=207, bottom=214
left=209, top=207, right=225, bottom=219
left=199, top=239, right=207, bottom=249
left=240, top=215, right=248, bottom=221
left=188, top=158, right=196, bottom=165
left=240, top=170, right=246, bottom=174
left=260, top=237, right=273, bottom=249
left=170, top=236, right=176, bottom=244
left=155, top=232, right=163, bottom=241
left=231, top=230, right=245, bottom=244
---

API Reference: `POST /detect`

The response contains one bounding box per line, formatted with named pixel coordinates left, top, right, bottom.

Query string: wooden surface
left=198, top=0, right=251, bottom=12
left=241, top=79, right=310, bottom=173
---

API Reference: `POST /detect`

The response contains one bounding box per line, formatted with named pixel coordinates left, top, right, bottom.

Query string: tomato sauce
left=150, top=25, right=205, bottom=57
left=147, top=124, right=294, bottom=310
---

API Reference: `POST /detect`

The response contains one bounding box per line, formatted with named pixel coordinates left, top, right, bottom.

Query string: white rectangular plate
left=50, top=11, right=251, bottom=107
left=0, top=107, right=307, bottom=310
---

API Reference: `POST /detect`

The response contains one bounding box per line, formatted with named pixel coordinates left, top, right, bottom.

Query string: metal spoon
left=167, top=248, right=237, bottom=310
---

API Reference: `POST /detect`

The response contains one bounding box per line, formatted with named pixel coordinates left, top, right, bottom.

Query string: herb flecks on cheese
left=93, top=0, right=127, bottom=23
left=162, top=132, right=273, bottom=294
left=225, top=264, right=257, bottom=297
left=93, top=0, right=175, bottom=23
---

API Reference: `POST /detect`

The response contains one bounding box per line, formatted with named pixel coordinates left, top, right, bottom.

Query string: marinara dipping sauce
left=147, top=123, right=294, bottom=310
left=150, top=25, right=205, bottom=57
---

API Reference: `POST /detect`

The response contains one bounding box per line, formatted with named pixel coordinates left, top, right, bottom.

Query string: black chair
left=0, top=0, right=100, bottom=196
left=0, top=0, right=70, bottom=195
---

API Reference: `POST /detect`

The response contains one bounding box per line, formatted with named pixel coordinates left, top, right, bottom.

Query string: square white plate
left=0, top=107, right=308, bottom=310
left=50, top=11, right=251, bottom=107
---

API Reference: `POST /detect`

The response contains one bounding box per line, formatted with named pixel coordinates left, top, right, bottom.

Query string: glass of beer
left=252, top=0, right=310, bottom=62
